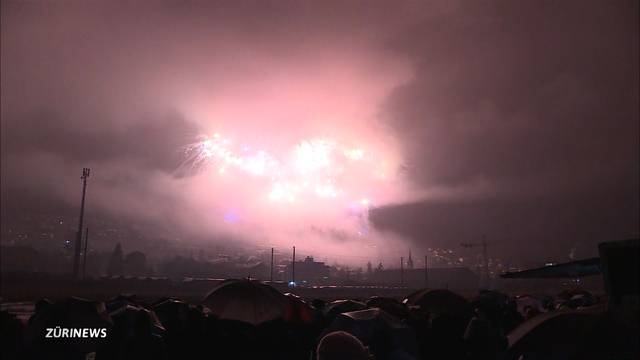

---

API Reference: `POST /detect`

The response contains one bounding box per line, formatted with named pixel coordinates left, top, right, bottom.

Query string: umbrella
left=102, top=304, right=168, bottom=360
left=60, top=297, right=113, bottom=329
left=557, top=288, right=593, bottom=301
left=506, top=308, right=602, bottom=360
left=109, top=304, right=165, bottom=338
left=366, top=296, right=411, bottom=319
left=311, top=299, right=327, bottom=311
left=152, top=298, right=190, bottom=332
left=105, top=294, right=143, bottom=313
left=203, top=279, right=289, bottom=325
left=327, top=308, right=419, bottom=359
left=323, top=300, right=367, bottom=321
left=472, top=290, right=512, bottom=320
left=404, top=289, right=471, bottom=318
left=556, top=289, right=595, bottom=309
left=34, top=298, right=54, bottom=314
left=283, top=293, right=317, bottom=325
left=24, top=297, right=112, bottom=355
left=567, top=294, right=595, bottom=308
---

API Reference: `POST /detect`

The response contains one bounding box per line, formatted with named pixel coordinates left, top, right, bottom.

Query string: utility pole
left=73, top=168, right=90, bottom=279
left=482, top=235, right=489, bottom=283
left=424, top=255, right=429, bottom=288
left=461, top=235, right=490, bottom=288
left=400, top=256, right=404, bottom=286
left=270, top=247, right=274, bottom=282
left=291, top=246, right=296, bottom=285
left=82, top=227, right=89, bottom=280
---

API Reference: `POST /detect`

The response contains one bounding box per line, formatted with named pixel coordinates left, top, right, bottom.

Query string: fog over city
left=1, top=0, right=638, bottom=266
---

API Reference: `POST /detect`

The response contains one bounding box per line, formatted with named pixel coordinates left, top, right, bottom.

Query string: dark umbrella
left=24, top=297, right=112, bottom=356
left=152, top=298, right=190, bottom=332
left=60, top=297, right=113, bottom=329
left=102, top=304, right=168, bottom=360
left=283, top=293, right=317, bottom=325
left=556, top=289, right=595, bottom=309
left=203, top=279, right=289, bottom=325
left=323, top=300, right=367, bottom=321
left=557, top=288, right=593, bottom=301
left=366, top=296, right=411, bottom=319
left=506, top=308, right=603, bottom=360
left=34, top=298, right=53, bottom=316
left=404, top=289, right=471, bottom=318
left=105, top=294, right=143, bottom=313
left=109, top=304, right=165, bottom=337
left=327, top=308, right=419, bottom=359
left=471, top=290, right=511, bottom=320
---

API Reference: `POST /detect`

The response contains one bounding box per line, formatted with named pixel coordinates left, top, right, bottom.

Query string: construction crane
left=461, top=235, right=490, bottom=286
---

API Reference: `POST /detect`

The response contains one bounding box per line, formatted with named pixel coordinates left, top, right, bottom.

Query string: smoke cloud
left=2, top=0, right=638, bottom=264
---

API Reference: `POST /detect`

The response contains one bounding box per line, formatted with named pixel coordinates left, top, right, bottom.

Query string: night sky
left=1, top=0, right=638, bottom=265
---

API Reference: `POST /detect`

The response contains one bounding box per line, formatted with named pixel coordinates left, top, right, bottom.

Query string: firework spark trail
left=181, top=131, right=397, bottom=237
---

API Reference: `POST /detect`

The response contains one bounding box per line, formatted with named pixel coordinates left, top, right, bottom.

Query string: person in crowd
left=317, top=331, right=373, bottom=360
left=523, top=305, right=541, bottom=320
left=0, top=310, right=24, bottom=360
left=463, top=306, right=508, bottom=360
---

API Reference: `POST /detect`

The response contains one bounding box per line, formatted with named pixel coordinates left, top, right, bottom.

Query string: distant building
left=285, top=256, right=330, bottom=284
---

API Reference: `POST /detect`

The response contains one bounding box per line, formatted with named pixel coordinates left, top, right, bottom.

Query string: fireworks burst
left=182, top=131, right=394, bottom=235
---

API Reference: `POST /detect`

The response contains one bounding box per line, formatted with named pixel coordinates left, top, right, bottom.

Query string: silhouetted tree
left=106, top=243, right=124, bottom=276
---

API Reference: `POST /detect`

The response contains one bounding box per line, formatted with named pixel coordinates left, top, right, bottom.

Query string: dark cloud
left=383, top=0, right=638, bottom=189
left=371, top=0, right=639, bottom=260
left=1, top=110, right=198, bottom=174
left=370, top=189, right=638, bottom=261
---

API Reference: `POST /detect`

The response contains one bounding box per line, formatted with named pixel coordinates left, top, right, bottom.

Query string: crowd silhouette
left=0, top=279, right=636, bottom=360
